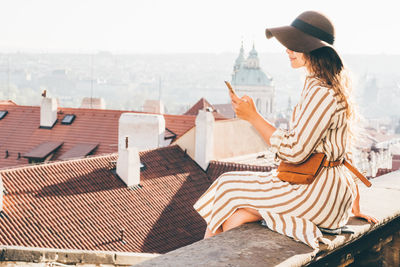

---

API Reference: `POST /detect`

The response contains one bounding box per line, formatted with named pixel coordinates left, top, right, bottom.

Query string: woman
left=193, top=11, right=377, bottom=249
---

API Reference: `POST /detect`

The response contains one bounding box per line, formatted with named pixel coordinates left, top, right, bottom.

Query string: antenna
left=158, top=76, right=162, bottom=102
left=7, top=57, right=10, bottom=100
left=90, top=54, right=94, bottom=109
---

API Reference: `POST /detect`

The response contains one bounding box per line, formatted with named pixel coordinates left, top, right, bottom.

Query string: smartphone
left=224, top=81, right=237, bottom=96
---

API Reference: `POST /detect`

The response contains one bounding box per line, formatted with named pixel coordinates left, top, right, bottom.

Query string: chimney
left=195, top=109, right=214, bottom=170
left=116, top=137, right=140, bottom=187
left=40, top=91, right=58, bottom=128
left=118, top=113, right=165, bottom=151
left=143, top=100, right=164, bottom=114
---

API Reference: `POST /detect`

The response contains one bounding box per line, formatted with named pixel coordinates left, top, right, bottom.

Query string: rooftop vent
left=0, top=111, right=8, bottom=120
left=58, top=143, right=98, bottom=160
left=61, top=114, right=76, bottom=125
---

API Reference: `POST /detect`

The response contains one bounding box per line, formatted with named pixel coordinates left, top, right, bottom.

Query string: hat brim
left=265, top=25, right=334, bottom=53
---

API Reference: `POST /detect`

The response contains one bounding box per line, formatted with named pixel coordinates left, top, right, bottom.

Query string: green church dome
left=231, top=44, right=273, bottom=86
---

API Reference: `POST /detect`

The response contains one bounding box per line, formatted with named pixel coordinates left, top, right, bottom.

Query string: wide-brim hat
left=265, top=11, right=335, bottom=53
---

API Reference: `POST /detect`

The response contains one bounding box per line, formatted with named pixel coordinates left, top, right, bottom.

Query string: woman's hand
left=230, top=92, right=259, bottom=123
left=353, top=212, right=379, bottom=224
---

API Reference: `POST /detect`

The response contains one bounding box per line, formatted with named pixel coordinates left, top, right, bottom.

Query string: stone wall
left=0, top=246, right=158, bottom=267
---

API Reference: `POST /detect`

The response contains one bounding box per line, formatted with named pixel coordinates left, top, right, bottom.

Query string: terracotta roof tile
left=0, top=104, right=197, bottom=168
left=0, top=145, right=212, bottom=254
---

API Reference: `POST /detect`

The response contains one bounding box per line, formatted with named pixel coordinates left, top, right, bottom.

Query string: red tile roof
left=0, top=104, right=197, bottom=168
left=0, top=145, right=212, bottom=254
left=184, top=98, right=227, bottom=119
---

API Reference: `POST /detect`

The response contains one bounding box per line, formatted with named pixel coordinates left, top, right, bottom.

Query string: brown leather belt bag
left=277, top=153, right=372, bottom=187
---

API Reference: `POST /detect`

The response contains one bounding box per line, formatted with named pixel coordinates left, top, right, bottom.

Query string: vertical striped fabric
left=193, top=77, right=357, bottom=249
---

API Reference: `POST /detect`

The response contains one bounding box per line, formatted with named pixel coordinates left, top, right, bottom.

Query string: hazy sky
left=1, top=0, right=399, bottom=54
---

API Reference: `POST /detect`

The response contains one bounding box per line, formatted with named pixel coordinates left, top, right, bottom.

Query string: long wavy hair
left=304, top=47, right=360, bottom=152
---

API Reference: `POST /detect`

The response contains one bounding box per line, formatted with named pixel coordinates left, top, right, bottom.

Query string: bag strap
left=343, top=159, right=372, bottom=187
left=323, top=157, right=372, bottom=187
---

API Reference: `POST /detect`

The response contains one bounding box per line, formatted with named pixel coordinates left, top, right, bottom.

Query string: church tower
left=234, top=42, right=245, bottom=72
left=231, top=43, right=275, bottom=119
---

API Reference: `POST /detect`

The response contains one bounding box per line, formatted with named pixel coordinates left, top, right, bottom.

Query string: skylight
left=61, top=114, right=76, bottom=125
left=0, top=111, right=8, bottom=120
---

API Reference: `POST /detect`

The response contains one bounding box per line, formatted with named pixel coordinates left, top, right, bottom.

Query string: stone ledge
left=0, top=246, right=158, bottom=266
left=134, top=170, right=400, bottom=267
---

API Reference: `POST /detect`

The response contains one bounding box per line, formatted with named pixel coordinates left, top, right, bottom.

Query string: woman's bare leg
left=204, top=225, right=222, bottom=239
left=222, top=208, right=262, bottom=232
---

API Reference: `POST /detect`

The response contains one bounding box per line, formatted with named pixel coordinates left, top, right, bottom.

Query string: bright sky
left=1, top=0, right=399, bottom=54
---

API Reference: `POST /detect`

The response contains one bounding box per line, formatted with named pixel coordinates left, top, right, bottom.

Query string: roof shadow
left=139, top=167, right=211, bottom=253
left=35, top=167, right=125, bottom=198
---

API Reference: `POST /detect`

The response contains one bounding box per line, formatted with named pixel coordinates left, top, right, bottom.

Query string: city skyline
left=0, top=0, right=399, bottom=55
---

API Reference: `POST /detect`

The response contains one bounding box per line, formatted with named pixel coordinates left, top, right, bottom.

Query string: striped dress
left=193, top=77, right=358, bottom=249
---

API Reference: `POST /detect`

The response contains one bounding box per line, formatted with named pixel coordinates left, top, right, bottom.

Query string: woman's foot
left=204, top=226, right=222, bottom=239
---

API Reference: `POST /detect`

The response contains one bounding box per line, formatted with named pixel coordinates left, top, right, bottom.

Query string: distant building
left=275, top=97, right=294, bottom=130
left=231, top=43, right=275, bottom=119
left=395, top=119, right=400, bottom=134
left=184, top=97, right=227, bottom=119
left=143, top=99, right=164, bottom=114
left=363, top=75, right=379, bottom=101
left=80, top=97, right=106, bottom=109
left=351, top=127, right=400, bottom=178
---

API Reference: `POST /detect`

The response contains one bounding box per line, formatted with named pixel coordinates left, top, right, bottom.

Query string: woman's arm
left=233, top=81, right=338, bottom=164
left=230, top=93, right=276, bottom=146
left=352, top=184, right=378, bottom=224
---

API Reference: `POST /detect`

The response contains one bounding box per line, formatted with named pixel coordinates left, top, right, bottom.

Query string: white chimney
left=118, top=113, right=165, bottom=151
left=117, top=137, right=140, bottom=187
left=40, top=95, right=58, bottom=128
left=195, top=110, right=214, bottom=170
left=143, top=100, right=164, bottom=114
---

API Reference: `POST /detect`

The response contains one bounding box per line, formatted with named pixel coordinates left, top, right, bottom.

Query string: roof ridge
left=0, top=152, right=118, bottom=173
left=0, top=145, right=184, bottom=173
left=0, top=104, right=198, bottom=116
